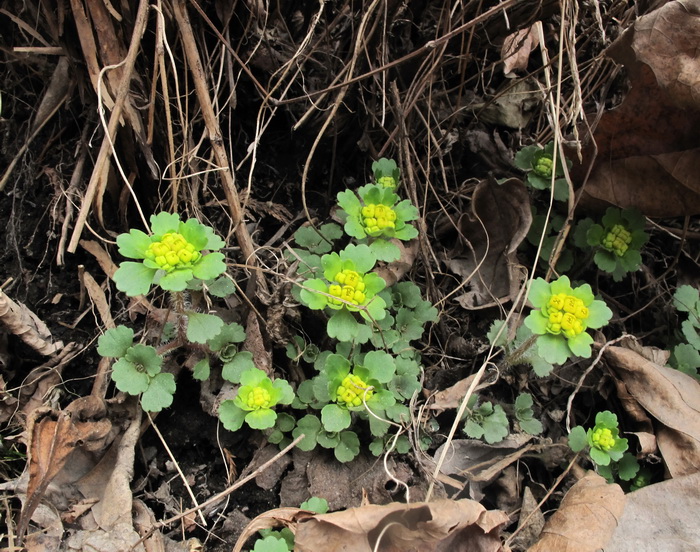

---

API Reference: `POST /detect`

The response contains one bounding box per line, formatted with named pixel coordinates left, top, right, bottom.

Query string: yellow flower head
left=336, top=374, right=374, bottom=407
left=245, top=386, right=272, bottom=410
left=591, top=427, right=616, bottom=451
left=328, top=269, right=367, bottom=306
left=602, top=224, right=633, bottom=257
left=144, top=232, right=202, bottom=272
left=545, top=293, right=589, bottom=338
left=361, top=204, right=397, bottom=235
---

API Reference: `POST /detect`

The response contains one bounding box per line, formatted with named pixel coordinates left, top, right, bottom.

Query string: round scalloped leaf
left=590, top=446, right=612, bottom=466
left=528, top=278, right=552, bottom=308
left=585, top=300, right=613, bottom=329
left=321, top=403, right=351, bottom=433
left=208, top=323, right=246, bottom=351
left=595, top=410, right=618, bottom=427
left=594, top=249, right=619, bottom=275
left=186, top=312, right=224, bottom=344
left=336, top=189, right=363, bottom=217
left=252, top=535, right=289, bottom=552
left=334, top=430, right=360, bottom=463
left=141, top=372, right=176, bottom=412
left=219, top=400, right=246, bottom=432
left=222, top=351, right=255, bottom=383
left=393, top=224, right=419, bottom=241
left=177, top=218, right=209, bottom=250
left=514, top=145, right=539, bottom=170
left=292, top=415, right=322, bottom=451
left=568, top=425, right=588, bottom=452
left=586, top=223, right=605, bottom=247
left=124, top=344, right=162, bottom=376
left=245, top=409, right=277, bottom=430
left=674, top=285, right=700, bottom=313
left=601, top=207, right=623, bottom=229
left=344, top=218, right=368, bottom=240
left=339, top=244, right=376, bottom=274
left=362, top=294, right=387, bottom=323
left=159, top=268, right=194, bottom=292
left=536, top=334, right=571, bottom=365
left=206, top=276, right=237, bottom=298
left=553, top=178, right=569, bottom=201
left=393, top=199, right=419, bottom=221
left=617, top=452, right=641, bottom=481
left=549, top=275, right=572, bottom=296
left=117, top=229, right=151, bottom=259
left=369, top=239, right=400, bottom=262
left=327, top=309, right=361, bottom=342
left=149, top=212, right=180, bottom=235
left=112, top=358, right=150, bottom=395
left=192, top=253, right=226, bottom=281
left=97, top=326, right=135, bottom=358
left=519, top=416, right=543, bottom=435
left=567, top=332, right=594, bottom=359
left=362, top=350, right=396, bottom=383
left=524, top=310, right=548, bottom=335
left=114, top=262, right=157, bottom=296
left=273, top=379, right=295, bottom=405
left=299, top=278, right=329, bottom=310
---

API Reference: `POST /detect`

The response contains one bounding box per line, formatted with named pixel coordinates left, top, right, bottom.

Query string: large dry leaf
left=502, top=25, right=540, bottom=76
left=606, top=472, right=700, bottom=551
left=604, top=346, right=700, bottom=477
left=528, top=472, right=625, bottom=552
left=580, top=0, right=700, bottom=215
left=0, top=289, right=63, bottom=356
left=446, top=178, right=531, bottom=309
left=294, top=499, right=509, bottom=552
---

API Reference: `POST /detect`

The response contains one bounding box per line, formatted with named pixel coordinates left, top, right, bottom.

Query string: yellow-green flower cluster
left=591, top=427, right=615, bottom=451
left=377, top=175, right=396, bottom=188
left=245, top=386, right=272, bottom=410
left=361, top=204, right=397, bottom=235
left=328, top=269, right=366, bottom=306
left=336, top=374, right=374, bottom=407
left=144, top=232, right=202, bottom=272
left=545, top=293, right=590, bottom=339
left=533, top=155, right=553, bottom=178
left=602, top=224, right=632, bottom=257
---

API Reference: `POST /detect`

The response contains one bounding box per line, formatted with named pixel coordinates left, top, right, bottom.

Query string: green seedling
left=251, top=498, right=329, bottom=552
left=667, top=285, right=700, bottom=379
left=525, top=275, right=613, bottom=365
left=97, top=326, right=175, bottom=412
left=372, top=157, right=400, bottom=189
left=299, top=244, right=387, bottom=343
left=514, top=141, right=571, bottom=201
left=114, top=212, right=226, bottom=296
left=463, top=396, right=509, bottom=444
left=576, top=207, right=648, bottom=281
left=219, top=367, right=294, bottom=431
left=336, top=183, right=419, bottom=261
left=513, top=393, right=543, bottom=435
left=568, top=410, right=629, bottom=467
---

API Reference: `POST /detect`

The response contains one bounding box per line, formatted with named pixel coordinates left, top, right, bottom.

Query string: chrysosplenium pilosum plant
left=525, top=275, right=613, bottom=365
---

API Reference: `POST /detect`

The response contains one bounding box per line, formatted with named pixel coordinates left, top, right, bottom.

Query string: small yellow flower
left=591, top=427, right=616, bottom=451
left=246, top=386, right=272, bottom=409
left=328, top=270, right=367, bottom=306
left=336, top=374, right=374, bottom=407
left=361, top=203, right=397, bottom=234
left=377, top=176, right=396, bottom=188
left=144, top=232, right=202, bottom=272
left=602, top=224, right=633, bottom=257
left=544, top=293, right=588, bottom=337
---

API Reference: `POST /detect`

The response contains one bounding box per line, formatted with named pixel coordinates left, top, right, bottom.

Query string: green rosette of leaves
left=568, top=410, right=628, bottom=467
left=524, top=275, right=612, bottom=365
left=319, top=352, right=397, bottom=434
left=336, top=185, right=418, bottom=261
left=514, top=141, right=571, bottom=201
left=114, top=212, right=226, bottom=296
left=219, top=367, right=294, bottom=431
left=299, top=244, right=387, bottom=342
left=372, top=157, right=400, bottom=189
left=585, top=207, right=648, bottom=282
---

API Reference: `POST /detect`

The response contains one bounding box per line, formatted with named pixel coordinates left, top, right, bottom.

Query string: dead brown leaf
left=604, top=345, right=700, bottom=477
left=445, top=177, right=531, bottom=309
left=528, top=471, right=625, bottom=552
left=0, top=289, right=63, bottom=356
left=580, top=0, right=700, bottom=215
left=502, top=25, right=540, bottom=76
left=294, top=499, right=509, bottom=552
left=606, top=471, right=700, bottom=550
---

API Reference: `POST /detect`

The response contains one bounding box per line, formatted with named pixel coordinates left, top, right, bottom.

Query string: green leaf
left=568, top=426, right=588, bottom=452
left=276, top=413, right=296, bottom=433
left=300, top=497, right=329, bottom=514
left=594, top=250, right=618, bottom=274
left=192, top=253, right=226, bottom=281
left=595, top=410, right=618, bottom=427
left=245, top=409, right=277, bottom=430
left=670, top=343, right=700, bottom=377
left=339, top=244, right=376, bottom=274
left=273, top=378, right=295, bottom=406
left=124, top=344, right=163, bottom=376
left=150, top=212, right=180, bottom=235
left=141, top=373, right=176, bottom=412
left=327, top=309, right=361, bottom=342
left=465, top=418, right=484, bottom=440
left=481, top=404, right=509, bottom=444
left=682, top=320, right=700, bottom=350
left=206, top=276, right=237, bottom=298
left=192, top=357, right=210, bottom=381
left=334, top=430, right=360, bottom=463
left=528, top=278, right=551, bottom=309
left=362, top=350, right=396, bottom=383
left=567, top=332, right=594, bottom=359
left=252, top=535, right=290, bottom=552
left=536, top=334, right=571, bottom=365
left=112, top=357, right=150, bottom=395
left=514, top=145, right=539, bottom=170
left=114, top=262, right=157, bottom=296
left=222, top=351, right=255, bottom=383
left=674, top=285, right=700, bottom=313
left=293, top=415, right=322, bottom=451
left=317, top=431, right=341, bottom=449
left=97, top=326, right=135, bottom=358
left=208, top=323, right=246, bottom=350
left=219, top=400, right=246, bottom=431
left=590, top=446, right=612, bottom=466
left=186, top=312, right=224, bottom=344
left=617, top=452, right=640, bottom=481
left=487, top=320, right=509, bottom=347
left=116, top=229, right=151, bottom=259
left=299, top=279, right=329, bottom=310
left=369, top=239, right=400, bottom=262
left=158, top=269, right=193, bottom=292
left=321, top=404, right=351, bottom=432
left=519, top=416, right=543, bottom=435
